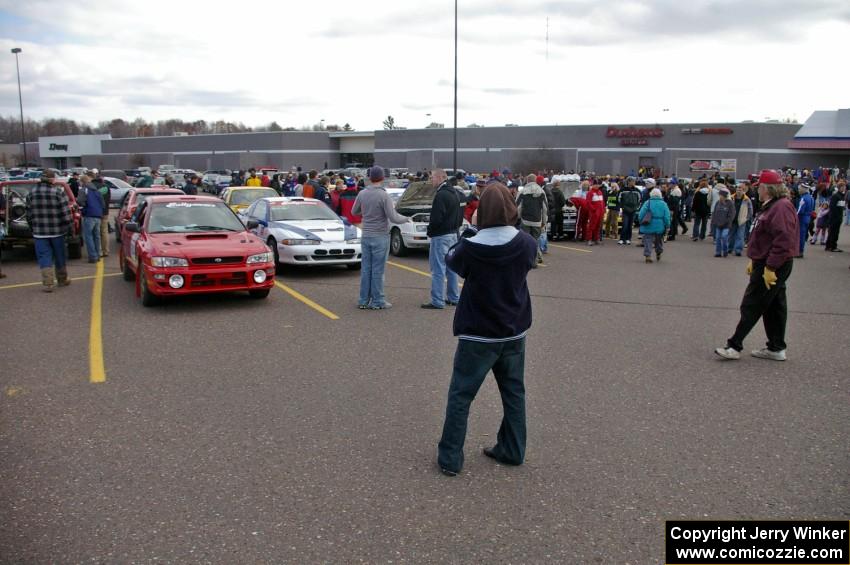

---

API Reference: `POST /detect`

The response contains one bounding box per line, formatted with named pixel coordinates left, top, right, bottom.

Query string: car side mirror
left=246, top=219, right=259, bottom=229
left=125, top=222, right=140, bottom=233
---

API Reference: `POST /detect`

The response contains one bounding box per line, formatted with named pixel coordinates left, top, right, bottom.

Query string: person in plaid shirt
left=25, top=171, right=73, bottom=292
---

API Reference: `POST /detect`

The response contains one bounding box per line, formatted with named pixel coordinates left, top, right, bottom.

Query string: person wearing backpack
left=637, top=188, right=671, bottom=263
left=516, top=174, right=548, bottom=266
left=617, top=177, right=640, bottom=245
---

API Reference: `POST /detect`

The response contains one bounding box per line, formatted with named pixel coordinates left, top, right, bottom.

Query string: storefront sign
left=606, top=127, right=664, bottom=138
left=48, top=143, right=69, bottom=151
left=620, top=139, right=648, bottom=146
left=681, top=128, right=734, bottom=134
left=689, top=159, right=737, bottom=173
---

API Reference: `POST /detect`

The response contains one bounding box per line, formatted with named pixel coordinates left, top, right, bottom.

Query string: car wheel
left=121, top=251, right=134, bottom=281
left=390, top=227, right=408, bottom=257
left=67, top=236, right=82, bottom=259
left=249, top=288, right=270, bottom=299
left=139, top=263, right=159, bottom=307
left=268, top=237, right=282, bottom=274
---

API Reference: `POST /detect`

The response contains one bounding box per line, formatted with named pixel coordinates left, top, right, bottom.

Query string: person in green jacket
left=637, top=188, right=671, bottom=263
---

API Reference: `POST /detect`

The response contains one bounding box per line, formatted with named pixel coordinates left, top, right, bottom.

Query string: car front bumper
left=277, top=241, right=362, bottom=265
left=143, top=263, right=276, bottom=296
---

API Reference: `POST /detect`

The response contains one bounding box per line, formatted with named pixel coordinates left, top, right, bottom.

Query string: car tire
left=268, top=237, right=283, bottom=274
left=249, top=288, right=270, bottom=299
left=390, top=227, right=408, bottom=257
left=139, top=264, right=159, bottom=307
left=121, top=252, right=134, bottom=282
left=67, top=236, right=82, bottom=259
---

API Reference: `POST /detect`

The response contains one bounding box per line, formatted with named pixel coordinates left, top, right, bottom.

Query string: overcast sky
left=1, top=0, right=849, bottom=131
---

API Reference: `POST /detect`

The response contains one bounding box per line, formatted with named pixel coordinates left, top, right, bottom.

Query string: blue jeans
left=844, top=208, right=850, bottom=226
left=714, top=226, right=730, bottom=255
left=538, top=230, right=548, bottom=253
left=693, top=215, right=709, bottom=239
left=620, top=211, right=634, bottom=241
left=82, top=216, right=102, bottom=260
left=34, top=236, right=66, bottom=270
left=428, top=233, right=459, bottom=307
left=799, top=219, right=810, bottom=255
left=359, top=235, right=390, bottom=307
left=730, top=223, right=747, bottom=254
left=438, top=337, right=527, bottom=473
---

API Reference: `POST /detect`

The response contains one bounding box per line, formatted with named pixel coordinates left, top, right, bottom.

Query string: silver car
left=240, top=197, right=362, bottom=271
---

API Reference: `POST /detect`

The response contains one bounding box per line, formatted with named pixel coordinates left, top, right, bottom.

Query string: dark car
left=0, top=180, right=83, bottom=259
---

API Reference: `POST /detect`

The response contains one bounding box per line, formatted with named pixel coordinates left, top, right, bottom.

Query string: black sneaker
left=440, top=467, right=458, bottom=477
left=421, top=302, right=443, bottom=309
left=446, top=300, right=458, bottom=306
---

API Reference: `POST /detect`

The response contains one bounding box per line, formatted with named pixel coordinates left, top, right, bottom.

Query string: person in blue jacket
left=637, top=187, right=671, bottom=263
left=796, top=183, right=815, bottom=258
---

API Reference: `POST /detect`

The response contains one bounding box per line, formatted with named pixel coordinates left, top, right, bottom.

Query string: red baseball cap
left=757, top=169, right=783, bottom=185
left=536, top=175, right=545, bottom=185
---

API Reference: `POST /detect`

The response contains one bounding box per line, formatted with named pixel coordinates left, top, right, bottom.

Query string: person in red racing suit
left=585, top=183, right=606, bottom=245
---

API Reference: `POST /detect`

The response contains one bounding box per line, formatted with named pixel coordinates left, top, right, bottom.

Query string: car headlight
left=345, top=238, right=361, bottom=244
left=168, top=274, right=184, bottom=288
left=253, top=270, right=267, bottom=283
left=281, top=239, right=320, bottom=245
left=415, top=225, right=427, bottom=232
left=247, top=252, right=272, bottom=264
left=151, top=256, right=188, bottom=267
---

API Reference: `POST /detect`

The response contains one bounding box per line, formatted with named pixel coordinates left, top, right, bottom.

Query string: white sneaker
left=626, top=240, right=631, bottom=245
left=618, top=240, right=625, bottom=245
left=715, top=347, right=741, bottom=360
left=751, top=348, right=786, bottom=361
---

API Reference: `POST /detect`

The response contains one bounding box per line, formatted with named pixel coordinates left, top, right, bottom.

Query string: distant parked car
left=103, top=177, right=134, bottom=207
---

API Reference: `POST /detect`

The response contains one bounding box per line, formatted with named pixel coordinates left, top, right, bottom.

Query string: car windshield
left=147, top=202, right=245, bottom=233
left=2, top=183, right=37, bottom=197
left=107, top=178, right=132, bottom=189
left=230, top=188, right=277, bottom=205
left=270, top=202, right=339, bottom=222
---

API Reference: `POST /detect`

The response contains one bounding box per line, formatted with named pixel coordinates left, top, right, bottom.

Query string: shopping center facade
left=26, top=109, right=850, bottom=178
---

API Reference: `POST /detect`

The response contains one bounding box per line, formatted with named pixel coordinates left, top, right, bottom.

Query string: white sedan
left=240, top=197, right=362, bottom=270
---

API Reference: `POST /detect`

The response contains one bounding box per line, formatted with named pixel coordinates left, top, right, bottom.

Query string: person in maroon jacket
left=716, top=169, right=799, bottom=362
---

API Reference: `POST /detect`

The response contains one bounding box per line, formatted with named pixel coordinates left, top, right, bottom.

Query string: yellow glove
left=746, top=260, right=753, bottom=275
left=762, top=267, right=777, bottom=290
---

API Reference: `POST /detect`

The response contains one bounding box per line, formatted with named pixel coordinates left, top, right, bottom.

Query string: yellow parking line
left=549, top=243, right=593, bottom=254
left=387, top=260, right=432, bottom=278
left=274, top=281, right=339, bottom=320
left=89, top=261, right=106, bottom=384
left=0, top=272, right=120, bottom=290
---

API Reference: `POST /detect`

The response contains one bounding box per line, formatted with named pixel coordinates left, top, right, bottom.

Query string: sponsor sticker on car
left=165, top=202, right=216, bottom=208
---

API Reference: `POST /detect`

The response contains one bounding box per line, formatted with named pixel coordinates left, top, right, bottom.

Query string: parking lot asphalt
left=1, top=220, right=849, bottom=563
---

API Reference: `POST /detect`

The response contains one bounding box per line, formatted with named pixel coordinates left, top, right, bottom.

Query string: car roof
left=261, top=196, right=322, bottom=204
left=132, top=187, right=184, bottom=194
left=226, top=186, right=277, bottom=191
left=146, top=195, right=223, bottom=204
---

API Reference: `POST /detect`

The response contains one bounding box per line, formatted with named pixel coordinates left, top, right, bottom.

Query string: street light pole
left=11, top=47, right=27, bottom=167
left=453, top=0, right=458, bottom=173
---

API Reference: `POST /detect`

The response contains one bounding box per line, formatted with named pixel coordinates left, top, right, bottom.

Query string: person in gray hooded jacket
left=516, top=174, right=548, bottom=267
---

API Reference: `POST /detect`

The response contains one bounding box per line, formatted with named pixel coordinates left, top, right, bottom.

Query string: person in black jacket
left=436, top=182, right=538, bottom=476
left=422, top=169, right=462, bottom=309
left=824, top=180, right=846, bottom=252
left=691, top=179, right=712, bottom=241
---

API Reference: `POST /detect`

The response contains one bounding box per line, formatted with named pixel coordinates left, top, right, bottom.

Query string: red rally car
left=118, top=195, right=275, bottom=306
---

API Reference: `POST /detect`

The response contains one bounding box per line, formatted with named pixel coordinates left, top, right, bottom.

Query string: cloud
left=0, top=1, right=848, bottom=129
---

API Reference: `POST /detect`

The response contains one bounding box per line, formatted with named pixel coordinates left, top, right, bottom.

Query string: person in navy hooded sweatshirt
left=436, top=182, right=539, bottom=477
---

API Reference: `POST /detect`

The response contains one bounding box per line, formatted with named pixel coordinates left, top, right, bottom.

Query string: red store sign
left=606, top=126, right=664, bottom=138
